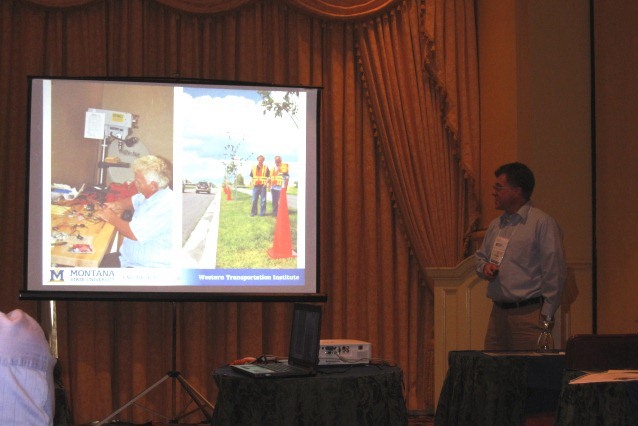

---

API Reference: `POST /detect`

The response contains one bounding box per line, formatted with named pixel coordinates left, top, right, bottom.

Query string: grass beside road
left=216, top=191, right=298, bottom=268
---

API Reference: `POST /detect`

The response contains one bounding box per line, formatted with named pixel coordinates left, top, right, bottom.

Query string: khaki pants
left=484, top=302, right=544, bottom=351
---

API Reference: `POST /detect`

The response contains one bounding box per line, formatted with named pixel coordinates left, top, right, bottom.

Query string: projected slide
left=23, top=77, right=320, bottom=301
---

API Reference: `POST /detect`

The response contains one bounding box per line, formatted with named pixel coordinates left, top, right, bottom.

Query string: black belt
left=494, top=296, right=543, bottom=310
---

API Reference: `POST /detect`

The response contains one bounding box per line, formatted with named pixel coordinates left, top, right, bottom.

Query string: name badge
left=490, top=236, right=509, bottom=266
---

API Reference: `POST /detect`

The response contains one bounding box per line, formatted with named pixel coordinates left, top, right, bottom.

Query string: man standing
left=250, top=154, right=270, bottom=217
left=270, top=155, right=289, bottom=217
left=476, top=162, right=566, bottom=350
left=97, top=155, right=173, bottom=268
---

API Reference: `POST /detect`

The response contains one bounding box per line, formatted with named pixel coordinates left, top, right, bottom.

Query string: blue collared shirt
left=0, top=310, right=56, bottom=426
left=120, top=187, right=173, bottom=268
left=475, top=202, right=567, bottom=317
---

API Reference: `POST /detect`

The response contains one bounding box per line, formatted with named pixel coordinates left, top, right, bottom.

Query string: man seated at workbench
left=97, top=155, right=173, bottom=268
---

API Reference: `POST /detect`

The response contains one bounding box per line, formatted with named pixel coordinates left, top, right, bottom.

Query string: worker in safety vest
left=270, top=156, right=289, bottom=217
left=250, top=155, right=270, bottom=216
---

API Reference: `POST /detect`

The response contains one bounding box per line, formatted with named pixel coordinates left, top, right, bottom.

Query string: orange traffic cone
left=267, top=188, right=296, bottom=259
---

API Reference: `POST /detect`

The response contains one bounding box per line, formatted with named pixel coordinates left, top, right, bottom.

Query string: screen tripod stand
left=97, top=302, right=215, bottom=425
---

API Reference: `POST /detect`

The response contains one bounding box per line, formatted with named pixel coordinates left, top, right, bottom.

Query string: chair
left=565, top=333, right=638, bottom=371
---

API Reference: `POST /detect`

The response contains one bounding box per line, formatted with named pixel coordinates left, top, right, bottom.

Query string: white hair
left=132, top=155, right=171, bottom=189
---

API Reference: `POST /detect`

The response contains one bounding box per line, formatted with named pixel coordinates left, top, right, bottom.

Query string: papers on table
left=569, top=370, right=638, bottom=384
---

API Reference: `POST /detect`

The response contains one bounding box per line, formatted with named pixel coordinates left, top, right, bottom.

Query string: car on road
left=195, top=181, right=212, bottom=194
left=182, top=180, right=196, bottom=192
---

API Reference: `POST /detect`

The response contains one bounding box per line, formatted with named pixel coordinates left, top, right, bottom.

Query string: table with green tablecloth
left=212, top=363, right=408, bottom=425
left=435, top=350, right=565, bottom=426
left=555, top=370, right=638, bottom=425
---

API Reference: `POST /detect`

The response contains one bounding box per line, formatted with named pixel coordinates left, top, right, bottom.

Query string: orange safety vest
left=270, top=163, right=288, bottom=187
left=271, top=165, right=288, bottom=187
left=251, top=165, right=270, bottom=186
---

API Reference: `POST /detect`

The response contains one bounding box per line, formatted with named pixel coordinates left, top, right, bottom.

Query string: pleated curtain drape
left=0, top=0, right=479, bottom=422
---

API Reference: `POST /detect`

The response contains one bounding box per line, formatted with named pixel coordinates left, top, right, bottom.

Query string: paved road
left=182, top=190, right=217, bottom=245
left=181, top=189, right=221, bottom=268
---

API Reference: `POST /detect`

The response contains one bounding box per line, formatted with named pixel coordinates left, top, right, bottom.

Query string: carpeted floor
left=408, top=411, right=435, bottom=425
left=89, top=411, right=435, bottom=425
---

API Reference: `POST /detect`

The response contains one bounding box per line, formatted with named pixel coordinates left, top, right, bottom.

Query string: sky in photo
left=177, top=86, right=306, bottom=184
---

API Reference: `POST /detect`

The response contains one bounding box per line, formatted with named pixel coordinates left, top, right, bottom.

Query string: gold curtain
left=356, top=0, right=480, bottom=271
left=24, top=0, right=401, bottom=17
left=0, top=0, right=479, bottom=422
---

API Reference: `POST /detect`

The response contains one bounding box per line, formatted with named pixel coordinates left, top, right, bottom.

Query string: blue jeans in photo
left=251, top=185, right=267, bottom=216
left=271, top=188, right=281, bottom=216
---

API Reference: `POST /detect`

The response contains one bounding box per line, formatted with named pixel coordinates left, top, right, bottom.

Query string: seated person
left=0, top=309, right=56, bottom=425
left=97, top=155, right=173, bottom=268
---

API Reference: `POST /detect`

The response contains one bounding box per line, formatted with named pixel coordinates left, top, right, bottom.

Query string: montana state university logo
left=50, top=269, right=65, bottom=282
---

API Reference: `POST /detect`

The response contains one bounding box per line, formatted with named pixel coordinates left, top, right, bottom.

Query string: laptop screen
left=288, top=303, right=322, bottom=368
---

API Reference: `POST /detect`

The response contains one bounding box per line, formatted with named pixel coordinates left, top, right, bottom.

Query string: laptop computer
left=231, top=303, right=322, bottom=379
